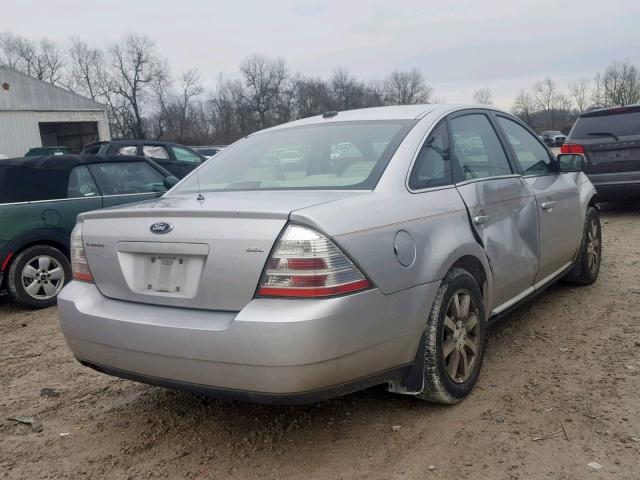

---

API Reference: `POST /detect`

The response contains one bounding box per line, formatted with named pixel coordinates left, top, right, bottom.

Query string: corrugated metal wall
left=0, top=110, right=110, bottom=158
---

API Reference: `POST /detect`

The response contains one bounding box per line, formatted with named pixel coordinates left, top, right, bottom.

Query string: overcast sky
left=3, top=0, right=639, bottom=108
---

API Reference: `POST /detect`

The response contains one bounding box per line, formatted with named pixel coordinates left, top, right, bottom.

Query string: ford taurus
left=57, top=105, right=601, bottom=404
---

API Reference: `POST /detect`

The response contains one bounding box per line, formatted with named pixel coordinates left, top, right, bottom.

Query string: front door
left=450, top=112, right=539, bottom=309
left=495, top=115, right=582, bottom=282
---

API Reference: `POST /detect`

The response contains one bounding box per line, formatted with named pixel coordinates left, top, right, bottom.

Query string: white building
left=0, top=66, right=110, bottom=158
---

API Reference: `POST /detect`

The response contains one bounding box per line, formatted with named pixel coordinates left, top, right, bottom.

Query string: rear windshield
left=173, top=121, right=413, bottom=192
left=0, top=164, right=67, bottom=203
left=571, top=110, right=640, bottom=139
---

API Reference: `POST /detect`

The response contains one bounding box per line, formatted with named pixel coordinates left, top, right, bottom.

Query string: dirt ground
left=1, top=201, right=639, bottom=480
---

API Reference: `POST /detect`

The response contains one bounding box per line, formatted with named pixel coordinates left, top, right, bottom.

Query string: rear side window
left=143, top=145, right=170, bottom=160
left=571, top=110, right=640, bottom=139
left=171, top=146, right=202, bottom=163
left=88, top=161, right=165, bottom=195
left=409, top=121, right=452, bottom=189
left=450, top=114, right=512, bottom=180
left=497, top=117, right=554, bottom=175
left=117, top=146, right=138, bottom=156
left=67, top=165, right=100, bottom=198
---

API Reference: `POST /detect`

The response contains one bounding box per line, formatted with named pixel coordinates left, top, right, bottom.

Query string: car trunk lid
left=80, top=191, right=360, bottom=311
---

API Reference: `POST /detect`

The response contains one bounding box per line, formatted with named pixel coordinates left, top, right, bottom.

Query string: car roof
left=0, top=154, right=156, bottom=171
left=580, top=104, right=640, bottom=118
left=257, top=104, right=512, bottom=134
left=104, top=139, right=184, bottom=146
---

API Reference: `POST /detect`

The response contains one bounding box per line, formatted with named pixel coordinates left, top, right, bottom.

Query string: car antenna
left=195, top=166, right=205, bottom=202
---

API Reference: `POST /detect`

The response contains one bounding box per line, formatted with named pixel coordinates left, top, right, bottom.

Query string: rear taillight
left=70, top=222, right=94, bottom=282
left=560, top=143, right=585, bottom=154
left=258, top=225, right=371, bottom=298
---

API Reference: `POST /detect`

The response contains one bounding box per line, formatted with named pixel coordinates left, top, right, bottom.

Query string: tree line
left=2, top=30, right=639, bottom=144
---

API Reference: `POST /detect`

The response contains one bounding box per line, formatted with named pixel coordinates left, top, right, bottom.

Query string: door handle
left=541, top=201, right=556, bottom=211
left=473, top=215, right=489, bottom=225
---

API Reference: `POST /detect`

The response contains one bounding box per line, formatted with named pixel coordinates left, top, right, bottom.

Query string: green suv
left=0, top=154, right=177, bottom=308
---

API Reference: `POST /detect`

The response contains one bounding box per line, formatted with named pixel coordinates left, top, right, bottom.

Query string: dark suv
left=0, top=154, right=177, bottom=308
left=562, top=105, right=640, bottom=200
left=82, top=140, right=206, bottom=178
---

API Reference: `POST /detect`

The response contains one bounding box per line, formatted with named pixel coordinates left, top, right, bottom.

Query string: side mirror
left=163, top=175, right=179, bottom=189
left=556, top=153, right=584, bottom=173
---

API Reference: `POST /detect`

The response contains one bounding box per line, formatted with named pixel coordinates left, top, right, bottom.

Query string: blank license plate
left=145, top=256, right=187, bottom=293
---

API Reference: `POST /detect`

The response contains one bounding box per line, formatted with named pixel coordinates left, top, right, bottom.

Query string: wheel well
left=450, top=255, right=487, bottom=296
left=7, top=240, right=69, bottom=268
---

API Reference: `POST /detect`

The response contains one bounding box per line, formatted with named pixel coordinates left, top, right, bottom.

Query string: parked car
left=58, top=105, right=600, bottom=405
left=189, top=145, right=226, bottom=158
left=82, top=140, right=206, bottom=178
left=562, top=105, right=640, bottom=200
left=540, top=130, right=567, bottom=147
left=0, top=154, right=178, bottom=308
left=25, top=146, right=71, bottom=157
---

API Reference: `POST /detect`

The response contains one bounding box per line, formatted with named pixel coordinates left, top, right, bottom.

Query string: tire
left=564, top=206, right=601, bottom=286
left=7, top=245, right=71, bottom=309
left=415, top=268, right=486, bottom=404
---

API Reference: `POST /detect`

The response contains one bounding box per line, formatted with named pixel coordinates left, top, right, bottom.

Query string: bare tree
left=512, top=90, right=535, bottom=125
left=590, top=73, right=605, bottom=108
left=473, top=87, right=493, bottom=105
left=383, top=69, right=433, bottom=105
left=108, top=33, right=168, bottom=138
left=331, top=68, right=365, bottom=110
left=602, top=61, right=640, bottom=106
left=568, top=78, right=590, bottom=112
left=67, top=38, right=103, bottom=100
left=239, top=54, right=288, bottom=129
left=0, top=32, right=21, bottom=69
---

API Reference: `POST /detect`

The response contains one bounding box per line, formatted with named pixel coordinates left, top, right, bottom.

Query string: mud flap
left=386, top=334, right=426, bottom=395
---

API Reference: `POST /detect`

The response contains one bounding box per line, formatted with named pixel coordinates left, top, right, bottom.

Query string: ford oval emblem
left=150, top=222, right=173, bottom=234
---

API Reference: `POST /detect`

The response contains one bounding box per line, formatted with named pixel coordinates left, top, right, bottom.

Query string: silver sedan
left=57, top=105, right=601, bottom=404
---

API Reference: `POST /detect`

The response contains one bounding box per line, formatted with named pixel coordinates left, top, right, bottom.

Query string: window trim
left=493, top=113, right=558, bottom=177
left=446, top=110, right=516, bottom=184
left=406, top=118, right=455, bottom=192
left=66, top=164, right=103, bottom=198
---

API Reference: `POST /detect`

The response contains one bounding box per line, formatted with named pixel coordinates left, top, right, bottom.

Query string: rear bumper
left=57, top=281, right=438, bottom=402
left=587, top=171, right=640, bottom=199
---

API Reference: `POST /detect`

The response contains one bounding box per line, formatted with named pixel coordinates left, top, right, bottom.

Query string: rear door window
left=409, top=121, right=452, bottom=189
left=67, top=165, right=100, bottom=198
left=143, top=145, right=170, bottom=161
left=497, top=117, right=554, bottom=175
left=170, top=146, right=202, bottom=164
left=88, top=161, right=166, bottom=195
left=450, top=114, right=512, bottom=180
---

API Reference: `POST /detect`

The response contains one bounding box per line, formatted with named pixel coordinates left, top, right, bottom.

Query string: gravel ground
left=1, top=201, right=639, bottom=480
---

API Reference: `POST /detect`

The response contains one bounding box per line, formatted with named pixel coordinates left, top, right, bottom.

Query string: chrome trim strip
left=532, top=262, right=573, bottom=291
left=490, top=287, right=534, bottom=316
left=0, top=192, right=158, bottom=207
left=490, top=261, right=573, bottom=316
left=455, top=174, right=521, bottom=188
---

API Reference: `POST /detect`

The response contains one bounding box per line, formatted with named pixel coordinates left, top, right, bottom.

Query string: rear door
left=450, top=111, right=539, bottom=309
left=496, top=115, right=582, bottom=282
left=88, top=160, right=167, bottom=208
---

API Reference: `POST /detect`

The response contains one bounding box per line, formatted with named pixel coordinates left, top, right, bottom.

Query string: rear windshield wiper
left=586, top=132, right=620, bottom=141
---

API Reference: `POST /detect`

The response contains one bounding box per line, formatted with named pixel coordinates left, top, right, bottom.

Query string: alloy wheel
left=442, top=289, right=481, bottom=383
left=21, top=255, right=65, bottom=300
left=586, top=218, right=600, bottom=274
